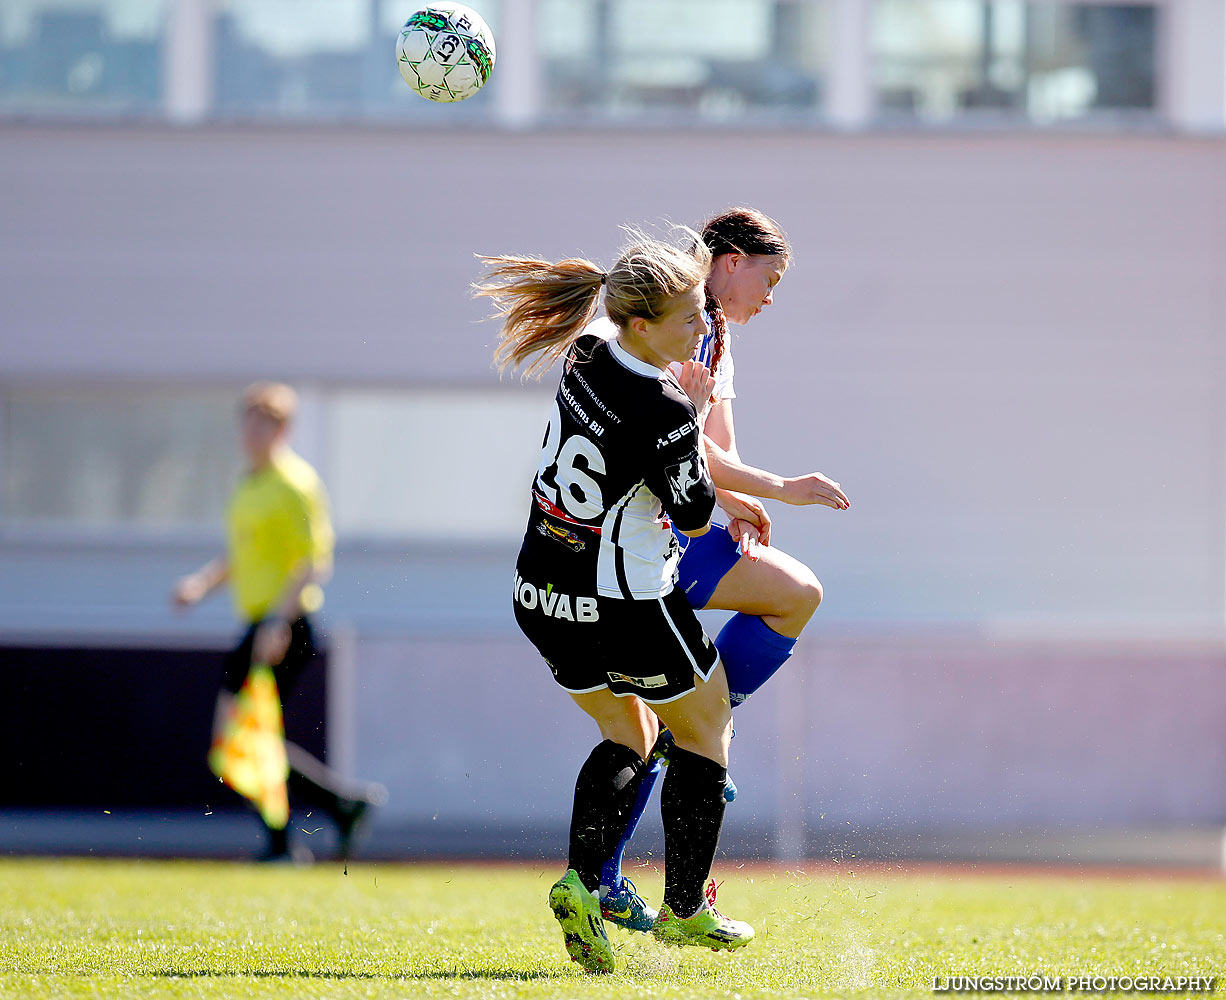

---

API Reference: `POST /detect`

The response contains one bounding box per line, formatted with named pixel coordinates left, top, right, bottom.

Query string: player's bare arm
left=698, top=396, right=847, bottom=508
left=172, top=556, right=230, bottom=609
left=703, top=397, right=739, bottom=458
left=704, top=437, right=849, bottom=510
left=702, top=393, right=849, bottom=508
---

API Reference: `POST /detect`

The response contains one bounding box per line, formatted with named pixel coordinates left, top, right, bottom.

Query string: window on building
left=325, top=388, right=549, bottom=540
left=538, top=0, right=826, bottom=122
left=0, top=382, right=549, bottom=542
left=0, top=385, right=238, bottom=528
left=211, top=0, right=503, bottom=120
left=0, top=0, right=1170, bottom=129
left=0, top=0, right=167, bottom=113
left=871, top=1, right=1157, bottom=124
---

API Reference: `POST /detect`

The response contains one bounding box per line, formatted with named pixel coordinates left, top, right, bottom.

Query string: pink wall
left=3, top=125, right=1222, bottom=632
left=353, top=633, right=1226, bottom=832
left=3, top=125, right=1225, bottom=838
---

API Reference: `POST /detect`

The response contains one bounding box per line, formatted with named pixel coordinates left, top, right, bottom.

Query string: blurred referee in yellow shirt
left=173, top=382, right=385, bottom=862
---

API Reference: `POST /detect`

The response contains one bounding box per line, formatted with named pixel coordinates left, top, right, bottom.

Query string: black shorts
left=221, top=616, right=320, bottom=696
left=512, top=571, right=720, bottom=704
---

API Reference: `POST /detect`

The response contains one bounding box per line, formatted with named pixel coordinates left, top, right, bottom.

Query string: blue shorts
left=673, top=522, right=740, bottom=610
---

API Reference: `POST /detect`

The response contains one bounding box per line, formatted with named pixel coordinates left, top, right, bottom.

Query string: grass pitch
left=0, top=858, right=1223, bottom=999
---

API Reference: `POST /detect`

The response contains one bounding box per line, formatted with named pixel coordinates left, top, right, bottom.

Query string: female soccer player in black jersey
left=475, top=231, right=762, bottom=973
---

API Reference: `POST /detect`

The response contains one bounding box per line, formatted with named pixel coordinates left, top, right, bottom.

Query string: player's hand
left=171, top=574, right=207, bottom=610
left=779, top=472, right=850, bottom=510
left=253, top=619, right=292, bottom=666
left=727, top=518, right=763, bottom=561
left=673, top=359, right=715, bottom=413
left=716, top=489, right=771, bottom=550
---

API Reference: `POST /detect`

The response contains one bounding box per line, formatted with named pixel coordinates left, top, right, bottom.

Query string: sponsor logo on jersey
left=665, top=452, right=704, bottom=505
left=513, top=574, right=599, bottom=622
left=567, top=358, right=622, bottom=426
left=532, top=491, right=602, bottom=534
left=536, top=519, right=586, bottom=552
left=606, top=670, right=669, bottom=689
left=657, top=419, right=698, bottom=449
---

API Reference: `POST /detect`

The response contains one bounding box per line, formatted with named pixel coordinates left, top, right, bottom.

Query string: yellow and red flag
left=208, top=663, right=289, bottom=829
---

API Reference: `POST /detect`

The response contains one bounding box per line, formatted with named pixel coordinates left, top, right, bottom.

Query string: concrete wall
left=3, top=124, right=1225, bottom=845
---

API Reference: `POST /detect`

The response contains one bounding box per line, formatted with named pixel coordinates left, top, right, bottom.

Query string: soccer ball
left=397, top=4, right=496, bottom=103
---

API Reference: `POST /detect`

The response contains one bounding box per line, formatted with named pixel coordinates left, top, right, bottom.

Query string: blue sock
left=716, top=613, right=798, bottom=707
left=600, top=757, right=662, bottom=893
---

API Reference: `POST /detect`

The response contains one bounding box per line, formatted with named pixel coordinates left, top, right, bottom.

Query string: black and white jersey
left=586, top=314, right=735, bottom=401
left=518, top=333, right=716, bottom=601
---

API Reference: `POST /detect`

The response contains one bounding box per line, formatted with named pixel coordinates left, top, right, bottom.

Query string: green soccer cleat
left=652, top=880, right=754, bottom=952
left=548, top=869, right=615, bottom=974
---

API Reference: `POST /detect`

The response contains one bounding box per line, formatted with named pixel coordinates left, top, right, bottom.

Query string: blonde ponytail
left=475, top=255, right=605, bottom=379
left=475, top=228, right=712, bottom=378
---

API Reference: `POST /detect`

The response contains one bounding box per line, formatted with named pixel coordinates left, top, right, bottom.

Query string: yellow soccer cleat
left=652, top=880, right=754, bottom=952
left=548, top=869, right=615, bottom=974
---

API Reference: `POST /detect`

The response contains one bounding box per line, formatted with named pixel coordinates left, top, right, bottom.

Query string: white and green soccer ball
left=397, top=3, right=496, bottom=103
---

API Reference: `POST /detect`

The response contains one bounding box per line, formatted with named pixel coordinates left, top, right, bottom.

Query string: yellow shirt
left=226, top=449, right=334, bottom=623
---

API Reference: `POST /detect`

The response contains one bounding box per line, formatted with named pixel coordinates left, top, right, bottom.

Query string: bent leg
left=599, top=696, right=717, bottom=898
left=703, top=544, right=822, bottom=637
left=650, top=661, right=732, bottom=765
left=703, top=546, right=823, bottom=705
left=715, top=613, right=799, bottom=707
left=570, top=687, right=659, bottom=759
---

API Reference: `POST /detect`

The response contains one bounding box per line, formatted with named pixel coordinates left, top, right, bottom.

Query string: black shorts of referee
left=221, top=615, right=320, bottom=698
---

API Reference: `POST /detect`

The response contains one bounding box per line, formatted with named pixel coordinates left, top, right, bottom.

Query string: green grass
left=0, top=858, right=1223, bottom=998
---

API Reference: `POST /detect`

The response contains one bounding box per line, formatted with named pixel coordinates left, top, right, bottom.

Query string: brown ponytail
left=703, top=287, right=728, bottom=389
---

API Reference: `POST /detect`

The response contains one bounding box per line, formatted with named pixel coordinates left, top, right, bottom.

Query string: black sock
left=567, top=740, right=647, bottom=893
left=266, top=824, right=288, bottom=857
left=661, top=744, right=727, bottom=918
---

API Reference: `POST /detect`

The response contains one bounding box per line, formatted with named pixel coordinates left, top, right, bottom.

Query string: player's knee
left=627, top=726, right=657, bottom=761
left=788, top=568, right=823, bottom=619
left=695, top=704, right=732, bottom=757
left=808, top=575, right=824, bottom=613
left=671, top=716, right=731, bottom=765
left=600, top=712, right=656, bottom=760
left=668, top=699, right=730, bottom=749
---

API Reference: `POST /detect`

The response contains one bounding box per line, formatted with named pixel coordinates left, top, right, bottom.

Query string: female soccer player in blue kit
left=597, top=208, right=851, bottom=931
left=679, top=207, right=849, bottom=701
